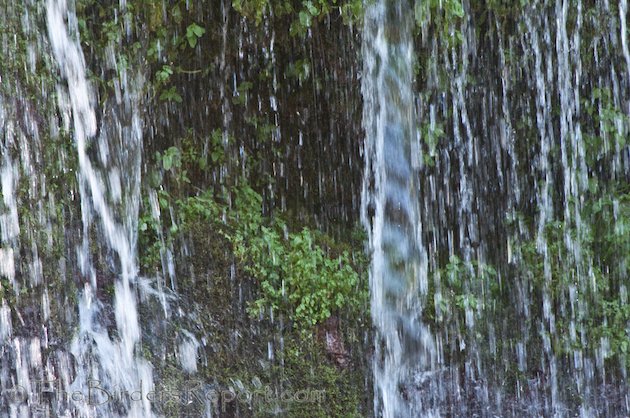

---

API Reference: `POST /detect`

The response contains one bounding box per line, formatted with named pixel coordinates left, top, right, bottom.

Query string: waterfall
left=363, top=0, right=630, bottom=416
left=0, top=0, right=153, bottom=416
left=1, top=0, right=630, bottom=416
left=46, top=0, right=153, bottom=416
left=361, top=1, right=437, bottom=416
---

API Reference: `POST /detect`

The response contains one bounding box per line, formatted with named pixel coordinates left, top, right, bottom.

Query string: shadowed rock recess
left=0, top=0, right=629, bottom=417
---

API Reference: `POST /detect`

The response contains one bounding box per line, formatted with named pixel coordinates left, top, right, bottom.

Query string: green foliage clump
left=415, top=0, right=465, bottom=45
left=583, top=87, right=629, bottom=166
left=176, top=184, right=366, bottom=331
left=426, top=255, right=499, bottom=332
left=76, top=0, right=208, bottom=104
left=515, top=183, right=630, bottom=360
left=233, top=0, right=364, bottom=34
left=418, top=119, right=445, bottom=167
left=232, top=187, right=362, bottom=328
left=138, top=132, right=367, bottom=332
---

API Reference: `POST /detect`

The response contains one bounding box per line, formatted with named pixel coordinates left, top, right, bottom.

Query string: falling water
left=0, top=0, right=153, bottom=416
left=1, top=0, right=630, bottom=416
left=47, top=0, right=152, bottom=417
left=361, top=1, right=436, bottom=416
left=364, top=0, right=630, bottom=416
left=48, top=0, right=152, bottom=416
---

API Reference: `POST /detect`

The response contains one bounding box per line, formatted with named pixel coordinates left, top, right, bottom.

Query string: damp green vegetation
left=168, top=182, right=368, bottom=332
left=0, top=1, right=82, bottom=345
left=2, top=0, right=629, bottom=414
left=233, top=0, right=364, bottom=30
left=138, top=181, right=371, bottom=416
left=515, top=183, right=630, bottom=357
left=415, top=0, right=465, bottom=40
left=411, top=0, right=630, bottom=387
left=411, top=0, right=630, bottom=385
left=138, top=130, right=370, bottom=318
left=136, top=122, right=370, bottom=416
left=425, top=88, right=630, bottom=388
left=426, top=255, right=499, bottom=324
left=518, top=86, right=630, bottom=365
left=424, top=196, right=630, bottom=393
left=75, top=0, right=365, bottom=108
left=2, top=0, right=371, bottom=414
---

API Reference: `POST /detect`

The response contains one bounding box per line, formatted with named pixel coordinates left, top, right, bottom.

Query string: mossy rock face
left=2, top=1, right=372, bottom=415
left=140, top=215, right=371, bottom=417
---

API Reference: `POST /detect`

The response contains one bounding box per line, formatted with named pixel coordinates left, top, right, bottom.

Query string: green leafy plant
left=168, top=182, right=366, bottom=332
left=185, top=22, right=206, bottom=48
left=232, top=0, right=364, bottom=35
left=415, top=0, right=465, bottom=44
left=159, top=85, right=183, bottom=103
left=427, top=255, right=498, bottom=327
left=419, top=119, right=445, bottom=167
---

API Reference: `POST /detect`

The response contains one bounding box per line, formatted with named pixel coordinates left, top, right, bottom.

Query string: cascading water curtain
left=361, top=0, right=438, bottom=416
left=365, top=0, right=630, bottom=416
left=46, top=0, right=153, bottom=416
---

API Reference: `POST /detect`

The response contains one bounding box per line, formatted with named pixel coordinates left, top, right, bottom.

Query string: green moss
left=140, top=200, right=370, bottom=416
left=233, top=0, right=364, bottom=33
